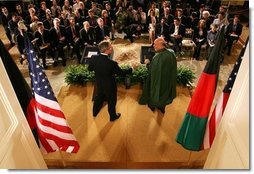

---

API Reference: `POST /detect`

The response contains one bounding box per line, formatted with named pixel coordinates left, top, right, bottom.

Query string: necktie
left=72, top=26, right=76, bottom=38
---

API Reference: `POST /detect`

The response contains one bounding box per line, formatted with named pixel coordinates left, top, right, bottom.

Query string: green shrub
left=131, top=64, right=149, bottom=85
left=177, top=65, right=196, bottom=87
left=115, top=64, right=132, bottom=84
left=64, top=64, right=195, bottom=87
left=64, top=65, right=94, bottom=86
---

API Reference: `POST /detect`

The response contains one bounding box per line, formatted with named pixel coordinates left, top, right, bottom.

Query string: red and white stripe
left=202, top=92, right=230, bottom=149
left=30, top=92, right=80, bottom=153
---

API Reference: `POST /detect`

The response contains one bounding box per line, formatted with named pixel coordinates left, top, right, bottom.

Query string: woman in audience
left=193, top=19, right=207, bottom=60
left=207, top=23, right=218, bottom=59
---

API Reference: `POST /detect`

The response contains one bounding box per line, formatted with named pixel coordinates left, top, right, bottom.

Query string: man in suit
left=95, top=18, right=110, bottom=44
left=0, top=6, right=14, bottom=47
left=88, top=40, right=132, bottom=122
left=34, top=22, right=54, bottom=69
left=79, top=21, right=95, bottom=46
left=160, top=7, right=174, bottom=26
left=43, top=13, right=54, bottom=30
left=50, top=17, right=67, bottom=66
left=66, top=16, right=81, bottom=63
left=155, top=17, right=170, bottom=42
left=86, top=9, right=98, bottom=28
left=169, top=18, right=185, bottom=54
left=224, top=15, right=243, bottom=56
left=16, top=20, right=34, bottom=64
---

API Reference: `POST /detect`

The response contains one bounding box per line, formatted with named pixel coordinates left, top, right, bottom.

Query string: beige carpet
left=1, top=25, right=248, bottom=168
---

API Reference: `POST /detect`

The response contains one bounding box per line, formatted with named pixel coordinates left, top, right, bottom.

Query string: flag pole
left=187, top=151, right=192, bottom=167
left=58, top=149, right=66, bottom=168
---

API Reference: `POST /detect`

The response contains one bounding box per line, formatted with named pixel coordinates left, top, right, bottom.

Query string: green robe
left=139, top=48, right=177, bottom=108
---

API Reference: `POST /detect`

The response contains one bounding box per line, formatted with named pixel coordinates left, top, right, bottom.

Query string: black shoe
left=110, top=113, right=121, bottom=122
left=148, top=105, right=155, bottom=112
left=158, top=107, right=165, bottom=114
left=53, top=61, right=58, bottom=67
left=62, top=61, right=66, bottom=67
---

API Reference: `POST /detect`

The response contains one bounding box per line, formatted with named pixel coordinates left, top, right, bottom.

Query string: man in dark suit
left=16, top=20, right=34, bottom=64
left=86, top=9, right=98, bottom=28
left=34, top=22, right=54, bottom=69
left=43, top=13, right=54, bottom=30
left=0, top=6, right=14, bottom=47
left=50, top=17, right=67, bottom=66
left=155, top=17, right=170, bottom=42
left=95, top=18, right=110, bottom=44
left=224, top=15, right=243, bottom=56
left=160, top=7, right=174, bottom=26
left=88, top=40, right=132, bottom=122
left=169, top=18, right=185, bottom=54
left=66, top=16, right=81, bottom=63
left=79, top=21, right=95, bottom=46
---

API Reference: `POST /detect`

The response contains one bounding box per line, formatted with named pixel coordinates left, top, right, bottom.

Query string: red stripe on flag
left=38, top=130, right=54, bottom=152
left=35, top=101, right=65, bottom=119
left=39, top=130, right=79, bottom=153
left=37, top=115, right=74, bottom=134
left=187, top=72, right=217, bottom=118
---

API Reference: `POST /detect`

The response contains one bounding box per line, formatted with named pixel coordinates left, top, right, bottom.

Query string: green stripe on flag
left=176, top=112, right=208, bottom=151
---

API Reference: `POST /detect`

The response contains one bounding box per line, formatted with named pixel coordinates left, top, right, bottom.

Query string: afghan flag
left=0, top=39, right=38, bottom=144
left=176, top=26, right=225, bottom=151
left=202, top=36, right=249, bottom=149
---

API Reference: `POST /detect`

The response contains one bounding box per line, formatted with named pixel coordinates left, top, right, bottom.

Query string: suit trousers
left=93, top=91, right=117, bottom=119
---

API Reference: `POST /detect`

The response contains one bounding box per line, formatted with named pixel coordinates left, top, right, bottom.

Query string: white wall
left=204, top=43, right=249, bottom=169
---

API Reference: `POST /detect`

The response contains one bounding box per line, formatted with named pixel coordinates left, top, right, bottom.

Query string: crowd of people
left=0, top=0, right=244, bottom=68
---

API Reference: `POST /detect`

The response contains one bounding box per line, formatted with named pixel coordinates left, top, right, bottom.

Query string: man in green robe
left=139, top=37, right=177, bottom=113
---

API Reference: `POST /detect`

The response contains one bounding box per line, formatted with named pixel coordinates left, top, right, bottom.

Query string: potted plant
left=64, top=65, right=95, bottom=86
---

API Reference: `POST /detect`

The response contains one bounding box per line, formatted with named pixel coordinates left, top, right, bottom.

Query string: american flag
left=24, top=35, right=80, bottom=153
left=202, top=38, right=248, bottom=149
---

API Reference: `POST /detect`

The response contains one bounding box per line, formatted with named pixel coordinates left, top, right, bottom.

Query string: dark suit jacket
left=155, top=23, right=170, bottom=41
left=169, top=23, right=186, bottom=39
left=88, top=54, right=132, bottom=95
left=226, top=22, right=243, bottom=38
left=193, top=27, right=207, bottom=43
left=78, top=8, right=88, bottom=18
left=107, top=9, right=116, bottom=21
left=50, top=26, right=67, bottom=47
left=160, top=14, right=174, bottom=26
left=16, top=32, right=34, bottom=54
left=59, top=18, right=70, bottom=27
left=102, top=16, right=112, bottom=29
left=74, top=16, right=85, bottom=27
left=34, top=29, right=52, bottom=47
left=177, top=15, right=187, bottom=27
left=86, top=15, right=99, bottom=27
left=95, top=25, right=110, bottom=43
left=79, top=27, right=95, bottom=45
left=43, top=19, right=53, bottom=30
left=66, top=25, right=81, bottom=44
left=0, top=13, right=12, bottom=27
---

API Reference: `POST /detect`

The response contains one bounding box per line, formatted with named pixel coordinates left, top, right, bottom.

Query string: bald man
left=139, top=37, right=177, bottom=113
